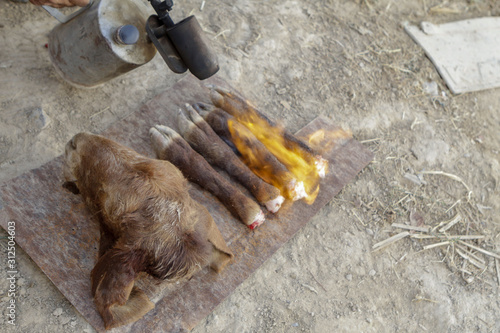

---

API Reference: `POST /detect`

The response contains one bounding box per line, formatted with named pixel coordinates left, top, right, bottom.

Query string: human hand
left=29, top=0, right=90, bottom=8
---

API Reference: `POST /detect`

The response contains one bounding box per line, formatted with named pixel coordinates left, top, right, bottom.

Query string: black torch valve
left=148, top=0, right=175, bottom=27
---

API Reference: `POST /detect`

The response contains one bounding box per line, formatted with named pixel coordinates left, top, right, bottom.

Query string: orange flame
left=227, top=119, right=293, bottom=195
left=227, top=111, right=326, bottom=205
left=306, top=128, right=353, bottom=154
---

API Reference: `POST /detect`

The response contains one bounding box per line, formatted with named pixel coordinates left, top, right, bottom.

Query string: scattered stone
left=53, top=308, right=63, bottom=316
left=349, top=302, right=359, bottom=312
left=356, top=26, right=373, bottom=35
left=280, top=100, right=291, bottom=110
left=345, top=274, right=353, bottom=281
left=26, top=107, right=51, bottom=130
left=365, top=228, right=374, bottom=236
left=60, top=315, right=71, bottom=325
left=292, top=322, right=299, bottom=327
left=286, top=67, right=303, bottom=81
left=404, top=173, right=427, bottom=186
left=410, top=209, right=425, bottom=226
left=423, top=81, right=439, bottom=96
left=369, top=269, right=377, bottom=277
left=276, top=88, right=287, bottom=95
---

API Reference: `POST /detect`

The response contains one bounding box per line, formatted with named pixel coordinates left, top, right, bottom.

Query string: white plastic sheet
left=405, top=17, right=500, bottom=94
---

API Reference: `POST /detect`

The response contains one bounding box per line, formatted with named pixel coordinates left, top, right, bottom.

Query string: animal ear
left=91, top=248, right=154, bottom=329
left=205, top=221, right=234, bottom=273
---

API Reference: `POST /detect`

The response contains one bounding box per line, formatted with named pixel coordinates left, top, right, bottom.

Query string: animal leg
left=178, top=105, right=284, bottom=213
left=98, top=224, right=118, bottom=258
left=209, top=85, right=328, bottom=178
left=150, top=125, right=265, bottom=229
left=91, top=248, right=153, bottom=329
left=196, top=106, right=304, bottom=201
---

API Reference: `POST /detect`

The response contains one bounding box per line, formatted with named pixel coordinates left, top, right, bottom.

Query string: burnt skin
left=195, top=104, right=305, bottom=201
left=177, top=104, right=284, bottom=213
left=209, top=86, right=327, bottom=178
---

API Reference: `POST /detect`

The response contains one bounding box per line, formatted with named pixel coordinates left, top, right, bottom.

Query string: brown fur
left=177, top=105, right=282, bottom=205
left=149, top=126, right=264, bottom=227
left=196, top=105, right=298, bottom=200
left=63, top=133, right=233, bottom=330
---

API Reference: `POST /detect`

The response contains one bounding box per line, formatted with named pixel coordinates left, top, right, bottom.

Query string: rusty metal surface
left=48, top=0, right=156, bottom=88
left=0, top=75, right=373, bottom=332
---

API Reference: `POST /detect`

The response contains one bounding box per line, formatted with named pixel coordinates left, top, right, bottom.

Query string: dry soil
left=1, top=0, right=500, bottom=332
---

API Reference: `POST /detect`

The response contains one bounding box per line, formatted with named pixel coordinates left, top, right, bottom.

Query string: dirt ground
left=1, top=0, right=500, bottom=332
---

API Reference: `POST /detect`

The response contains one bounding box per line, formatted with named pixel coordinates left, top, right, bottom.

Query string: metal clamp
left=42, top=0, right=94, bottom=23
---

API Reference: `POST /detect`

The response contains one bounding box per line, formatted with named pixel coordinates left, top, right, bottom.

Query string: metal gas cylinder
left=47, top=0, right=157, bottom=88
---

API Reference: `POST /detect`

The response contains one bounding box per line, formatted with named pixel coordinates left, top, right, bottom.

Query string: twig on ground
left=456, top=248, right=487, bottom=270
left=419, top=323, right=428, bottom=331
left=410, top=234, right=484, bottom=241
left=495, top=259, right=500, bottom=287
left=422, top=241, right=450, bottom=251
left=352, top=209, right=367, bottom=226
left=375, top=184, right=496, bottom=284
left=460, top=268, right=475, bottom=284
left=372, top=232, right=409, bottom=251
left=445, top=199, right=461, bottom=213
left=429, top=5, right=462, bottom=15
left=419, top=170, right=471, bottom=193
left=393, top=194, right=410, bottom=207
left=431, top=213, right=461, bottom=233
left=301, top=283, right=318, bottom=295
left=360, top=138, right=381, bottom=144
left=90, top=106, right=110, bottom=119
left=383, top=64, right=415, bottom=75
left=455, top=244, right=486, bottom=265
left=458, top=241, right=500, bottom=260
left=213, top=29, right=230, bottom=40
left=308, top=269, right=327, bottom=292
left=392, top=223, right=429, bottom=233
left=438, top=214, right=462, bottom=233
left=412, top=295, right=439, bottom=303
